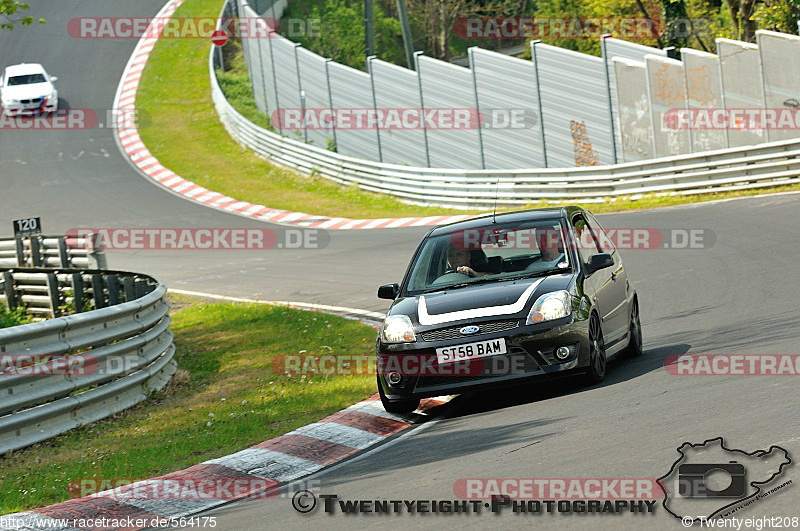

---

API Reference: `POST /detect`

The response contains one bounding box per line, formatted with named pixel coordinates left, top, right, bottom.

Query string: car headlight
left=382, top=315, right=416, bottom=343
left=2, top=98, right=18, bottom=105
left=526, top=290, right=572, bottom=324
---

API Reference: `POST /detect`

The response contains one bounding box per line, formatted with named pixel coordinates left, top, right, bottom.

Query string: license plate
left=436, top=338, right=507, bottom=365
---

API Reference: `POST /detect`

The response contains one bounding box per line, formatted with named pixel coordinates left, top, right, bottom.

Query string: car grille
left=414, top=346, right=541, bottom=391
left=20, top=98, right=43, bottom=104
left=420, top=319, right=519, bottom=342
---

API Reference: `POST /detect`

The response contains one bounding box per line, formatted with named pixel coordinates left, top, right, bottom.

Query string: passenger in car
left=535, top=227, right=567, bottom=265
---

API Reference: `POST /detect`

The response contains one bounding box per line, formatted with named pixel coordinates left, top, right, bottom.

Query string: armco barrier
left=0, top=234, right=107, bottom=270
left=211, top=44, right=800, bottom=208
left=0, top=268, right=175, bottom=454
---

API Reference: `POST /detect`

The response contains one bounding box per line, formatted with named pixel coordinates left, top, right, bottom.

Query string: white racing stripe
left=417, top=278, right=542, bottom=325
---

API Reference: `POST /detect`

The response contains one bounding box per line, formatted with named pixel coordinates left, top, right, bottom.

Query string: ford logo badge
left=460, top=325, right=480, bottom=335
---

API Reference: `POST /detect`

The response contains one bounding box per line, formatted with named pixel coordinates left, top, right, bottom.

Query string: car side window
left=586, top=212, right=615, bottom=255
left=571, top=214, right=602, bottom=265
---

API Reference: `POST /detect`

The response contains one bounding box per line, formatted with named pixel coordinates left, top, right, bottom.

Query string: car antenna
left=492, top=179, right=500, bottom=223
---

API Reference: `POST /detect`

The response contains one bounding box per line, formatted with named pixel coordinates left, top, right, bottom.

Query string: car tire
left=377, top=374, right=420, bottom=414
left=585, top=314, right=607, bottom=384
left=623, top=298, right=643, bottom=358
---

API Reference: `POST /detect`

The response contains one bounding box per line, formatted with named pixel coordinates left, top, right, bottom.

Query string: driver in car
left=447, top=246, right=489, bottom=278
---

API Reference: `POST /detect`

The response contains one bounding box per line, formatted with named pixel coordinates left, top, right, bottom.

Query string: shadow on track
left=448, top=342, right=692, bottom=419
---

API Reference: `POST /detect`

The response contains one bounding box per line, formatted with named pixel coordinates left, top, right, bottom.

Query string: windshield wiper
left=500, top=268, right=569, bottom=282
left=421, top=276, right=499, bottom=293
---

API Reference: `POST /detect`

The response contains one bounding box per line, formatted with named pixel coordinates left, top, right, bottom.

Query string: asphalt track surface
left=2, top=2, right=800, bottom=529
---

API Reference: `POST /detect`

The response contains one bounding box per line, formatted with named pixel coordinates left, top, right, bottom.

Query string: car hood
left=389, top=273, right=574, bottom=327
left=2, top=82, right=53, bottom=100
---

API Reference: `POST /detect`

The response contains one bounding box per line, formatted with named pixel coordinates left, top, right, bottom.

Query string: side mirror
left=377, top=283, right=399, bottom=300
left=50, top=76, right=58, bottom=82
left=587, top=253, right=614, bottom=275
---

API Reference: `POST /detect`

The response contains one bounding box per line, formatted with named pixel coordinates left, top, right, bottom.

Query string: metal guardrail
left=210, top=46, right=800, bottom=208
left=0, top=268, right=175, bottom=454
left=0, top=234, right=107, bottom=270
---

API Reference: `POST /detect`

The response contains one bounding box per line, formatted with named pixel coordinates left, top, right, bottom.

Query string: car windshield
left=7, top=73, right=47, bottom=86
left=404, top=218, right=571, bottom=294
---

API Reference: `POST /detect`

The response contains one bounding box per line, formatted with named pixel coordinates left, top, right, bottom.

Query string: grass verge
left=135, top=0, right=800, bottom=220
left=0, top=295, right=377, bottom=513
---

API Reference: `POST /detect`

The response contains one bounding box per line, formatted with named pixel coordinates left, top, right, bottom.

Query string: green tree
left=298, top=0, right=405, bottom=69
left=1, top=1, right=44, bottom=30
left=754, top=0, right=800, bottom=36
left=722, top=0, right=757, bottom=40
left=406, top=0, right=521, bottom=60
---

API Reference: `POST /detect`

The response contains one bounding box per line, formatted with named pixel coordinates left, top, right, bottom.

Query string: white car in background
left=1, top=63, right=58, bottom=116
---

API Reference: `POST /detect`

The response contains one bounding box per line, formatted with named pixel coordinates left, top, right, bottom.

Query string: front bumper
left=2, top=98, right=57, bottom=116
left=377, top=315, right=591, bottom=400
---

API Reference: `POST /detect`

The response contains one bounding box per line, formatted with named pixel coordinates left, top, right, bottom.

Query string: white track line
left=167, top=288, right=386, bottom=322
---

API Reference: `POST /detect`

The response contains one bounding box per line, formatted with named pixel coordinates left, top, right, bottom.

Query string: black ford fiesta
left=376, top=206, right=642, bottom=413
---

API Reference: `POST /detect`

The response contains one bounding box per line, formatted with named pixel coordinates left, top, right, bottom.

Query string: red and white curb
left=6, top=395, right=453, bottom=529
left=112, top=0, right=475, bottom=230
